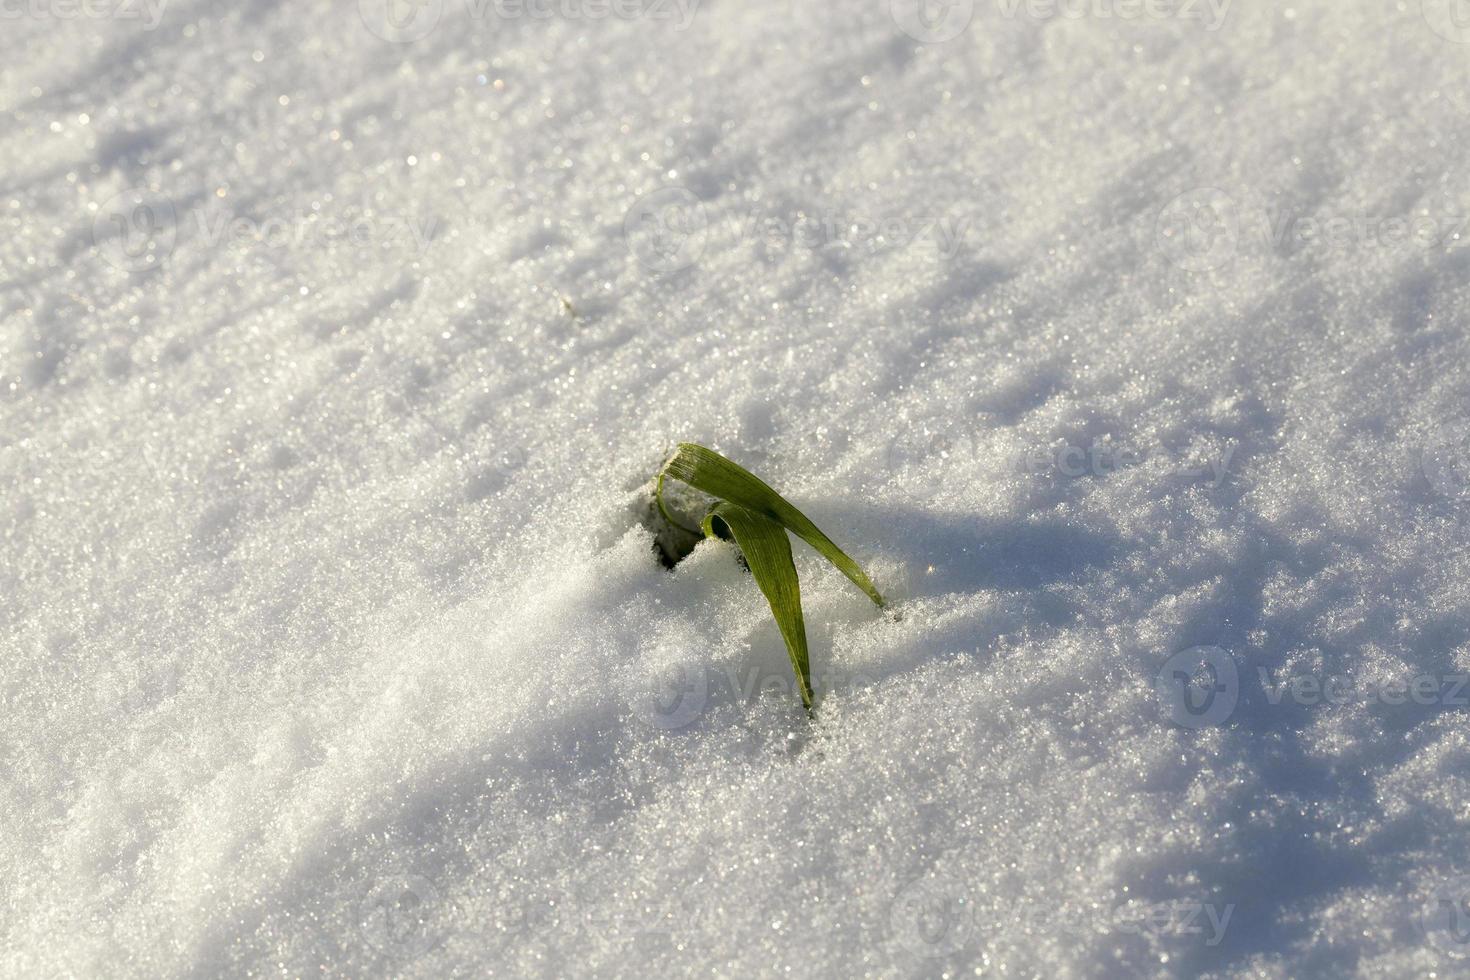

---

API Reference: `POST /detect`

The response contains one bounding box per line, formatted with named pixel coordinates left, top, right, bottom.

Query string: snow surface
left=5, top=0, right=1470, bottom=976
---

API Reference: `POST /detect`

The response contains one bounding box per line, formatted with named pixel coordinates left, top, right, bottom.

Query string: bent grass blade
left=661, top=442, right=885, bottom=608
left=701, top=502, right=813, bottom=712
left=655, top=443, right=886, bottom=715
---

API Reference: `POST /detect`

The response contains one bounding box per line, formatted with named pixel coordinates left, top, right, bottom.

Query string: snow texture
left=5, top=0, right=1470, bottom=976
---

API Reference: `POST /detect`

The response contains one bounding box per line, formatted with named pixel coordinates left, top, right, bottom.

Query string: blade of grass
left=662, top=443, right=885, bottom=608
left=654, top=466, right=701, bottom=536
left=701, top=502, right=813, bottom=712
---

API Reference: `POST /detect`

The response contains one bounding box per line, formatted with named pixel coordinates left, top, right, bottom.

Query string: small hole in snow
left=636, top=483, right=707, bottom=569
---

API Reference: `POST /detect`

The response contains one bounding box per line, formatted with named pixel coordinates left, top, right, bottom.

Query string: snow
left=4, top=1, right=1470, bottom=976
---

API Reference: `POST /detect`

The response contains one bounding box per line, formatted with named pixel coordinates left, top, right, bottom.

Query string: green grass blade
left=663, top=443, right=886, bottom=608
left=701, top=502, right=813, bottom=712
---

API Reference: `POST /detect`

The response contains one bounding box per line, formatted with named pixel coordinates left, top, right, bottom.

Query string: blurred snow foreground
left=5, top=0, right=1470, bottom=976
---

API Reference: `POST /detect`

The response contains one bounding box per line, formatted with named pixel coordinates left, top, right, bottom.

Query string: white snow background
left=5, top=0, right=1470, bottom=976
